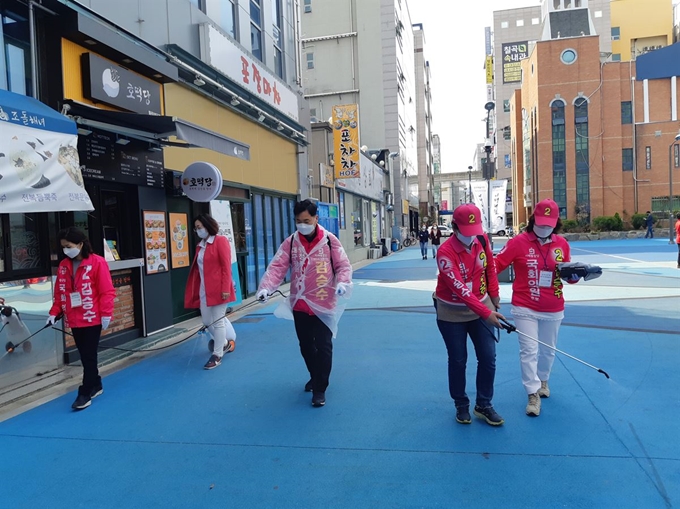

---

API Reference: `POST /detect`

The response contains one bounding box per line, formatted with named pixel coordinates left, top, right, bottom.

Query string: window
left=574, top=97, right=590, bottom=211
left=0, top=213, right=47, bottom=278
left=351, top=194, right=363, bottom=246
left=306, top=52, right=314, bottom=69
left=612, top=53, right=621, bottom=62
left=304, top=0, right=311, bottom=13
left=205, top=0, right=236, bottom=38
left=338, top=191, right=346, bottom=229
left=532, top=17, right=540, bottom=25
left=645, top=146, right=652, bottom=169
left=594, top=10, right=602, bottom=18
left=561, top=49, right=577, bottom=64
left=0, top=12, right=33, bottom=96
left=675, top=144, right=680, bottom=168
left=575, top=0, right=582, bottom=6
left=551, top=100, right=567, bottom=215
left=622, top=148, right=634, bottom=171
left=272, top=0, right=284, bottom=79
left=503, top=127, right=511, bottom=140
left=611, top=27, right=620, bottom=41
left=621, top=101, right=632, bottom=124
left=250, top=0, right=263, bottom=61
left=501, top=21, right=508, bottom=28
left=503, top=99, right=510, bottom=113
left=516, top=19, right=524, bottom=27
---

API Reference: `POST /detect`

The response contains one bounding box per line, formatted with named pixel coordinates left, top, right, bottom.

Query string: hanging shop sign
left=502, top=41, right=529, bottom=84
left=0, top=88, right=93, bottom=213
left=143, top=211, right=169, bottom=274
left=181, top=162, right=223, bottom=202
left=332, top=104, right=360, bottom=179
left=81, top=53, right=163, bottom=115
left=202, top=25, right=299, bottom=122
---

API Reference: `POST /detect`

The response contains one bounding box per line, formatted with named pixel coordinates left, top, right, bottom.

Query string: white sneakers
left=538, top=380, right=550, bottom=398
left=526, top=393, right=541, bottom=416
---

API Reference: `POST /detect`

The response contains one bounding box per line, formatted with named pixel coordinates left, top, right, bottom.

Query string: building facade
left=610, top=0, right=674, bottom=61
left=301, top=0, right=419, bottom=236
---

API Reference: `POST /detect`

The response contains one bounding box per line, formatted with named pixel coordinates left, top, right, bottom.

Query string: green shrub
left=591, top=215, right=624, bottom=232
left=561, top=219, right=579, bottom=232
left=631, top=213, right=646, bottom=230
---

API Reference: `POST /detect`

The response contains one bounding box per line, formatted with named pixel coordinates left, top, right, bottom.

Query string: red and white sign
left=203, top=25, right=299, bottom=122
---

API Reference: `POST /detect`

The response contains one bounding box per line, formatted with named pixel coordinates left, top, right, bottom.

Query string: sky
left=408, top=0, right=680, bottom=174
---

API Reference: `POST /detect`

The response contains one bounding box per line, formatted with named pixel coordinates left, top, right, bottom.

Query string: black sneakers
left=473, top=405, right=505, bottom=426
left=312, top=391, right=326, bottom=407
left=204, top=355, right=222, bottom=370
left=90, top=386, right=103, bottom=399
left=304, top=380, right=313, bottom=392
left=456, top=406, right=472, bottom=424
left=71, top=394, right=91, bottom=410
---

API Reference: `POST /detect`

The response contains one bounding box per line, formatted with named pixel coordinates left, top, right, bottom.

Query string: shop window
left=272, top=196, right=282, bottom=251
left=244, top=201, right=256, bottom=294
left=338, top=192, right=346, bottom=229
left=351, top=195, right=363, bottom=246
left=254, top=194, right=266, bottom=283
left=0, top=213, right=47, bottom=279
left=0, top=11, right=33, bottom=96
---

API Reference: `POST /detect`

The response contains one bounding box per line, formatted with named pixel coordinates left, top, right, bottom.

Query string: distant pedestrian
left=430, top=225, right=442, bottom=258
left=644, top=211, right=655, bottom=238
left=256, top=200, right=353, bottom=408
left=48, top=228, right=115, bottom=411
left=675, top=213, right=680, bottom=268
left=184, top=213, right=237, bottom=370
left=418, top=226, right=429, bottom=260
left=434, top=203, right=506, bottom=426
left=494, top=199, right=580, bottom=418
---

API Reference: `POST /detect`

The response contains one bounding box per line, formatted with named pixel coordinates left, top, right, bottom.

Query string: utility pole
left=467, top=165, right=472, bottom=202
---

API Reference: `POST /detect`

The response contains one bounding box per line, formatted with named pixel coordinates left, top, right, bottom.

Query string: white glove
left=256, top=289, right=269, bottom=303
left=335, top=282, right=348, bottom=296
left=101, top=317, right=111, bottom=330
left=46, top=315, right=57, bottom=326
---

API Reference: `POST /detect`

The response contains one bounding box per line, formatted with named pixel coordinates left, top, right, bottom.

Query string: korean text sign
left=502, top=42, right=529, bottom=84
left=168, top=213, right=190, bottom=269
left=333, top=104, right=360, bottom=179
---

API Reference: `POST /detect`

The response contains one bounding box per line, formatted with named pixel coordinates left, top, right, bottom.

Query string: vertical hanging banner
left=210, top=199, right=243, bottom=306
left=490, top=179, right=508, bottom=234
left=470, top=180, right=489, bottom=232
left=333, top=104, right=360, bottom=179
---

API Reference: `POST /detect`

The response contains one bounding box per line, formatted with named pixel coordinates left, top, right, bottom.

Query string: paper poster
left=143, top=211, right=168, bottom=274
left=168, top=213, right=190, bottom=269
left=210, top=200, right=243, bottom=305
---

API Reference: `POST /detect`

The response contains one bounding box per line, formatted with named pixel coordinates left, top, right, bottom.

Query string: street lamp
left=467, top=165, right=473, bottom=202
left=669, top=132, right=680, bottom=245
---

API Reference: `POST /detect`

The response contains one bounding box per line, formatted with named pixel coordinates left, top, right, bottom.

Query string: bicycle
left=402, top=231, right=417, bottom=247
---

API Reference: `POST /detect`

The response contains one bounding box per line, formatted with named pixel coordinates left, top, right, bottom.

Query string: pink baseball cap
left=453, top=204, right=483, bottom=236
left=534, top=199, right=559, bottom=227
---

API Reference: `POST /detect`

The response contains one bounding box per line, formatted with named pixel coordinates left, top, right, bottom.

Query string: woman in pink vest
left=184, top=213, right=237, bottom=370
left=48, top=228, right=116, bottom=410
left=495, top=199, right=580, bottom=417
left=256, top=200, right=353, bottom=408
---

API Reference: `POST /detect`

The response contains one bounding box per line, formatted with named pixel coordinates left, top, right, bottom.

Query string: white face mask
left=63, top=247, right=80, bottom=259
left=296, top=222, right=316, bottom=236
left=196, top=228, right=209, bottom=239
left=533, top=225, right=554, bottom=239
left=456, top=232, right=474, bottom=247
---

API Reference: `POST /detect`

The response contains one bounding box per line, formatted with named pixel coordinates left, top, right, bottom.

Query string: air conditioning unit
left=641, top=47, right=649, bottom=52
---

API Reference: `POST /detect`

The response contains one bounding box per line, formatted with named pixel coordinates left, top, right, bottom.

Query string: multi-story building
left=610, top=0, right=674, bottom=61
left=490, top=0, right=611, bottom=182
left=509, top=31, right=680, bottom=227
left=301, top=0, right=419, bottom=235
left=413, top=23, right=435, bottom=223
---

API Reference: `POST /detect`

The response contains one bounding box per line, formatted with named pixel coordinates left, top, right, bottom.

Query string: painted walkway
left=0, top=238, right=678, bottom=509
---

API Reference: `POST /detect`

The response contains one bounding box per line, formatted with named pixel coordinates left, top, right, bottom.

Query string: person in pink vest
left=184, top=213, right=237, bottom=370
left=256, top=200, right=353, bottom=408
left=494, top=199, right=580, bottom=417
left=48, top=228, right=116, bottom=410
left=434, top=203, right=506, bottom=426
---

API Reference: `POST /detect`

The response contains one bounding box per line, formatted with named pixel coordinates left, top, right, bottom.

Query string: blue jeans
left=645, top=226, right=653, bottom=238
left=436, top=318, right=497, bottom=409
left=420, top=242, right=428, bottom=256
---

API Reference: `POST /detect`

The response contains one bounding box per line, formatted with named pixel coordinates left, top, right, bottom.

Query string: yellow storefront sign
left=485, top=56, right=493, bottom=84
left=333, top=104, right=360, bottom=179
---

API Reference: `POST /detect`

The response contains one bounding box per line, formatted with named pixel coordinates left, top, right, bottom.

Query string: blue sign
left=0, top=88, right=76, bottom=135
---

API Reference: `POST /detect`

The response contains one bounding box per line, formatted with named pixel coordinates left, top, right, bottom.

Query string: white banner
left=0, top=123, right=93, bottom=212
left=490, top=179, right=508, bottom=234
left=210, top=199, right=242, bottom=306
left=470, top=180, right=489, bottom=231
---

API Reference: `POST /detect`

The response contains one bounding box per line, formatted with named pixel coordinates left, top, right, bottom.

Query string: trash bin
left=391, top=240, right=399, bottom=252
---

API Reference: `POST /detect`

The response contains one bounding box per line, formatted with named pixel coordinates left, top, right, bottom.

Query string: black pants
left=293, top=311, right=333, bottom=393
left=72, top=325, right=102, bottom=396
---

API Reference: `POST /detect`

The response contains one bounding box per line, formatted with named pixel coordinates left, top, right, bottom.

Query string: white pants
left=200, top=302, right=236, bottom=357
left=512, top=313, right=562, bottom=395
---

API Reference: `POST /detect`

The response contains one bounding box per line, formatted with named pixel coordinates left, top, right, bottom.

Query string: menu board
left=143, top=211, right=169, bottom=274
left=168, top=213, right=190, bottom=269
left=79, top=128, right=165, bottom=188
